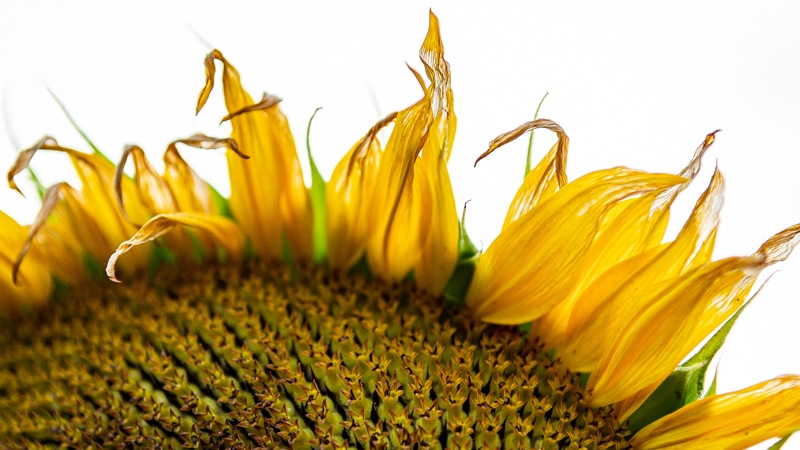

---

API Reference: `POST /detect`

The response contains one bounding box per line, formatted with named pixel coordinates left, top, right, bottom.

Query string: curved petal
left=466, top=168, right=685, bottom=324
left=630, top=375, right=800, bottom=450
left=559, top=168, right=725, bottom=371
left=106, top=212, right=244, bottom=283
left=114, top=145, right=177, bottom=220
left=588, top=224, right=800, bottom=408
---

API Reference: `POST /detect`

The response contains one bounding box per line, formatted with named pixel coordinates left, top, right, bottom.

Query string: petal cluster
left=326, top=11, right=458, bottom=294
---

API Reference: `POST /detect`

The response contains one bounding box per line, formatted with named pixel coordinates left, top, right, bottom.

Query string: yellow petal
left=587, top=215, right=800, bottom=411
left=13, top=183, right=101, bottom=284
left=366, top=96, right=431, bottom=280
left=114, top=145, right=177, bottom=220
left=688, top=222, right=800, bottom=348
left=326, top=114, right=392, bottom=270
left=586, top=256, right=754, bottom=407
left=0, top=211, right=51, bottom=316
left=197, top=51, right=313, bottom=262
left=630, top=375, right=800, bottom=450
left=106, top=213, right=244, bottom=283
left=466, top=168, right=684, bottom=324
left=559, top=168, right=725, bottom=370
left=413, top=121, right=458, bottom=294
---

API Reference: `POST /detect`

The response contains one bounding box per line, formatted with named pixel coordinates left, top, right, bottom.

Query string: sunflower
left=1, top=10, right=799, bottom=449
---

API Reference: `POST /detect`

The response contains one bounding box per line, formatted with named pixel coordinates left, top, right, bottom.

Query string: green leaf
left=305, top=107, right=328, bottom=263
left=627, top=291, right=758, bottom=432
left=525, top=92, right=549, bottom=178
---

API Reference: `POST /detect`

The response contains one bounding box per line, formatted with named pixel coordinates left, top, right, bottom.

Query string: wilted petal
left=630, top=375, right=800, bottom=450
left=466, top=168, right=684, bottom=324
left=197, top=50, right=312, bottom=262
left=107, top=213, right=244, bottom=283
left=586, top=256, right=753, bottom=407
left=688, top=222, right=800, bottom=348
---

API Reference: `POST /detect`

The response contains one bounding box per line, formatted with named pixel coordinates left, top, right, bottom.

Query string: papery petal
left=162, top=135, right=240, bottom=214
left=474, top=119, right=569, bottom=229
left=197, top=51, right=312, bottom=262
left=8, top=139, right=157, bottom=280
left=688, top=223, right=800, bottom=348
left=630, top=375, right=800, bottom=450
left=503, top=142, right=564, bottom=228
left=466, top=168, right=685, bottom=324
left=586, top=256, right=753, bottom=407
left=106, top=212, right=244, bottom=283
left=9, top=137, right=148, bottom=248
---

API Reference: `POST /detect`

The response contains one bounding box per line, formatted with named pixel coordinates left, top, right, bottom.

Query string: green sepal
left=280, top=233, right=299, bottom=281
left=26, top=168, right=46, bottom=200
left=208, top=184, right=233, bottom=220
left=147, top=239, right=177, bottom=279
left=443, top=201, right=480, bottom=305
left=627, top=296, right=755, bottom=433
left=305, top=107, right=328, bottom=263
left=81, top=251, right=106, bottom=281
left=346, top=253, right=373, bottom=279
left=768, top=435, right=793, bottom=450
left=525, top=91, right=549, bottom=178
left=47, top=86, right=110, bottom=163
left=185, top=228, right=207, bottom=264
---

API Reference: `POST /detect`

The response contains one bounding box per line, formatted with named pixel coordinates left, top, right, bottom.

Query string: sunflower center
left=0, top=263, right=630, bottom=448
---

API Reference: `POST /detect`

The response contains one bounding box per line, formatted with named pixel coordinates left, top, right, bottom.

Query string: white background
left=1, top=2, right=799, bottom=446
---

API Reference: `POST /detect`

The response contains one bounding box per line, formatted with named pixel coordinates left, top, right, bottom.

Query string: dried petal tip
left=106, top=213, right=244, bottom=283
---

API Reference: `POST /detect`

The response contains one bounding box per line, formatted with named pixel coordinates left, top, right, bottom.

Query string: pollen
left=0, top=263, right=630, bottom=449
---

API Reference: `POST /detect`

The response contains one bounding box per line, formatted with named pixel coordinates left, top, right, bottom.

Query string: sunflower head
left=2, top=10, right=800, bottom=449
